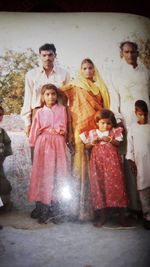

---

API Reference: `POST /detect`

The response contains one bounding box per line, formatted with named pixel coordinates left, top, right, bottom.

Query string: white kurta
left=126, top=123, right=150, bottom=190
left=21, top=64, right=70, bottom=127
left=106, top=59, right=150, bottom=129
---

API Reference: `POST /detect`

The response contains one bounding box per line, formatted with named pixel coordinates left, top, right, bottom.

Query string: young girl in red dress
left=80, top=109, right=129, bottom=227
left=28, top=84, right=68, bottom=224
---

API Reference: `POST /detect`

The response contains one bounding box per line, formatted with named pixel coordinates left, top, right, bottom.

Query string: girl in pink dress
left=81, top=109, right=129, bottom=227
left=28, top=83, right=67, bottom=223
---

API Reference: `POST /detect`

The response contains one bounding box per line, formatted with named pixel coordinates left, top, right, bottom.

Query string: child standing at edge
left=81, top=109, right=129, bottom=227
left=126, top=100, right=150, bottom=230
left=28, top=84, right=68, bottom=224
left=0, top=106, right=13, bottom=229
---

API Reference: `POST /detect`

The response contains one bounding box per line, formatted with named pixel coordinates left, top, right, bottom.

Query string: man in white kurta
left=106, top=41, right=150, bottom=213
left=21, top=43, right=70, bottom=136
left=108, top=58, right=150, bottom=129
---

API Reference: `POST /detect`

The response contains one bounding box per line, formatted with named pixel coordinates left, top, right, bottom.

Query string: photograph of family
left=0, top=13, right=150, bottom=228
left=0, top=11, right=150, bottom=267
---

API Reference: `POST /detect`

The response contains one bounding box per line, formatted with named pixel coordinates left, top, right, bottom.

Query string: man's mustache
left=45, top=59, right=52, bottom=63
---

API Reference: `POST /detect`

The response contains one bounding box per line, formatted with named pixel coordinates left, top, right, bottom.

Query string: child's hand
left=66, top=130, right=74, bottom=145
left=50, top=128, right=58, bottom=134
left=100, top=136, right=112, bottom=143
left=91, top=138, right=100, bottom=146
left=67, top=142, right=75, bottom=155
left=85, top=139, right=98, bottom=150
left=129, top=160, right=137, bottom=177
left=66, top=131, right=75, bottom=155
left=25, top=125, right=31, bottom=137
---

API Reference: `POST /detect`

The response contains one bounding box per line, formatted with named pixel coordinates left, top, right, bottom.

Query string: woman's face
left=81, top=62, right=95, bottom=80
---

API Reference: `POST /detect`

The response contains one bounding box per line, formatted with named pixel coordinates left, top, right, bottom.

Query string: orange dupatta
left=61, top=65, right=110, bottom=133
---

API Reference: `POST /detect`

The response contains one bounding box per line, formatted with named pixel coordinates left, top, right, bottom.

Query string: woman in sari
left=61, top=58, right=110, bottom=221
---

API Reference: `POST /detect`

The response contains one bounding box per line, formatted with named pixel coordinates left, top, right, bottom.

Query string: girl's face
left=97, top=118, right=113, bottom=132
left=135, top=108, right=148, bottom=124
left=43, top=89, right=57, bottom=107
left=81, top=62, right=95, bottom=80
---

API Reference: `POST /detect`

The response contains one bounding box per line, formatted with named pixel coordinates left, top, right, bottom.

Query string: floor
left=0, top=211, right=150, bottom=267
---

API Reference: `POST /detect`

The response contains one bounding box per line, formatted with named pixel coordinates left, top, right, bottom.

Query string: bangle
left=108, top=136, right=112, bottom=143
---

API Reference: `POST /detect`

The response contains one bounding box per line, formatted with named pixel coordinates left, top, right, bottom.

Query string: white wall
left=0, top=12, right=149, bottom=75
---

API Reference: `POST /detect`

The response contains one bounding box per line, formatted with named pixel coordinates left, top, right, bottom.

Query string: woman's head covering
left=62, top=59, right=110, bottom=108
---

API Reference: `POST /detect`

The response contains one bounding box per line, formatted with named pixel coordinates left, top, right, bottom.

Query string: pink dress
left=87, top=128, right=128, bottom=210
left=28, top=104, right=67, bottom=205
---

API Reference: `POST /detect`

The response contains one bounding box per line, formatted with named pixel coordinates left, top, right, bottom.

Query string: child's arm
left=66, top=107, right=74, bottom=148
left=29, top=112, right=40, bottom=147
left=128, top=160, right=137, bottom=177
left=58, top=88, right=75, bottom=152
left=100, top=136, right=120, bottom=147
left=126, top=127, right=137, bottom=176
left=126, top=127, right=135, bottom=161
left=85, top=142, right=94, bottom=150
left=104, top=127, right=124, bottom=147
left=85, top=138, right=100, bottom=149
left=108, top=136, right=120, bottom=147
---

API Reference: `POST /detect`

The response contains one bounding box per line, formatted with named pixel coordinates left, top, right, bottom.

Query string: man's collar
left=39, top=64, right=57, bottom=73
left=122, top=57, right=139, bottom=70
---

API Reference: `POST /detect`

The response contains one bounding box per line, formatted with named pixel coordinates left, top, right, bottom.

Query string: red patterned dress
left=83, top=128, right=128, bottom=210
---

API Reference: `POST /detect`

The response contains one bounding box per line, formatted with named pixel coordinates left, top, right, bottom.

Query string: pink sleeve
left=112, top=127, right=123, bottom=142
left=29, top=112, right=41, bottom=147
left=63, top=106, right=67, bottom=133
left=114, top=127, right=123, bottom=137
left=56, top=106, right=67, bottom=135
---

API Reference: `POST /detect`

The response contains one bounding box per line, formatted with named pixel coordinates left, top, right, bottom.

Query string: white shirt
left=107, top=59, right=150, bottom=129
left=21, top=64, right=70, bottom=126
left=126, top=123, right=150, bottom=190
